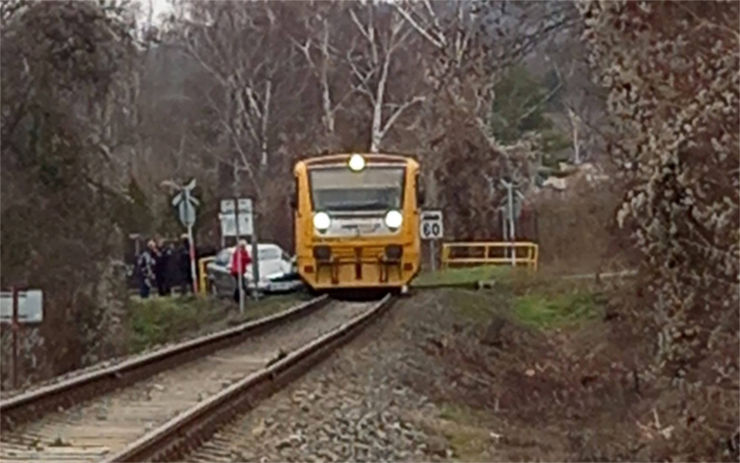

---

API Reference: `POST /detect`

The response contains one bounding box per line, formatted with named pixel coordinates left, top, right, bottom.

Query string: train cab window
left=309, top=167, right=405, bottom=212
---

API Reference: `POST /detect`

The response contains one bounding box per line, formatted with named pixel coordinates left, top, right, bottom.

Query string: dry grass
left=399, top=282, right=738, bottom=461
left=125, top=293, right=310, bottom=353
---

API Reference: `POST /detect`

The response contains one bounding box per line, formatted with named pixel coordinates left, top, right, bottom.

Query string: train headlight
left=384, top=210, right=403, bottom=229
left=313, top=212, right=331, bottom=231
left=348, top=154, right=366, bottom=172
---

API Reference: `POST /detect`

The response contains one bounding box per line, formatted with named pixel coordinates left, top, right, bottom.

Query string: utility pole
left=251, top=215, right=260, bottom=301
left=500, top=179, right=517, bottom=266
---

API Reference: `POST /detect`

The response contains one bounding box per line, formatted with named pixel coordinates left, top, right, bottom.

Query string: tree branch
left=380, top=96, right=425, bottom=138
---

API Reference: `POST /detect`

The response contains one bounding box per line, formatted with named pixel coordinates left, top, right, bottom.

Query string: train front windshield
left=309, top=167, right=405, bottom=212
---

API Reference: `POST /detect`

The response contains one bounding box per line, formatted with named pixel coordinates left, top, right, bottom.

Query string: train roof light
left=348, top=154, right=366, bottom=172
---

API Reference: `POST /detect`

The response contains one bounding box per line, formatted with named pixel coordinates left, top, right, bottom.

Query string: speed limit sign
left=420, top=210, right=444, bottom=240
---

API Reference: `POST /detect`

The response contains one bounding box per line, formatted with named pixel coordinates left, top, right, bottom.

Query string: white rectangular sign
left=420, top=210, right=444, bottom=240
left=220, top=199, right=235, bottom=213
left=220, top=211, right=253, bottom=236
left=220, top=198, right=254, bottom=236
left=221, top=198, right=252, bottom=213
left=0, top=290, right=43, bottom=323
left=237, top=198, right=253, bottom=212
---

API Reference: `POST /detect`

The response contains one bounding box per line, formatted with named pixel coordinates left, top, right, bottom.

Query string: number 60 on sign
left=420, top=210, right=444, bottom=240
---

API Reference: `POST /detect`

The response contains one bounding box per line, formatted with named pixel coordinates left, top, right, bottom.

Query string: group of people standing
left=137, top=235, right=193, bottom=298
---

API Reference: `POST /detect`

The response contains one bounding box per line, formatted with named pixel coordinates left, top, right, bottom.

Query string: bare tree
left=346, top=3, right=425, bottom=153
left=544, top=33, right=607, bottom=165
left=395, top=0, right=577, bottom=153
left=176, top=1, right=303, bottom=196
left=290, top=2, right=353, bottom=144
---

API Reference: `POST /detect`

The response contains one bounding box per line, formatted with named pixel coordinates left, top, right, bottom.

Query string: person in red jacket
left=230, top=240, right=252, bottom=303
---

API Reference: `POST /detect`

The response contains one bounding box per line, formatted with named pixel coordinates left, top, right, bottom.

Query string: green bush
left=514, top=289, right=600, bottom=329
left=126, top=296, right=228, bottom=352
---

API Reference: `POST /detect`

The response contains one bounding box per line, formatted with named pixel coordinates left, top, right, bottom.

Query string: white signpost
left=172, top=179, right=199, bottom=292
left=420, top=210, right=444, bottom=271
left=0, top=288, right=43, bottom=388
left=219, top=198, right=253, bottom=237
left=499, top=179, right=525, bottom=266
left=219, top=198, right=258, bottom=312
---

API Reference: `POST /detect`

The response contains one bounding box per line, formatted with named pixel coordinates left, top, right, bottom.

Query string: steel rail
left=0, top=295, right=329, bottom=431
left=102, top=293, right=395, bottom=463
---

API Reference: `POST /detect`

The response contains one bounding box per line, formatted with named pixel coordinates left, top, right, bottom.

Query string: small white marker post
left=420, top=210, right=444, bottom=271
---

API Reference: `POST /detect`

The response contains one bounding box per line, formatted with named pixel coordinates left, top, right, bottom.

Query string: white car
left=206, top=243, right=303, bottom=296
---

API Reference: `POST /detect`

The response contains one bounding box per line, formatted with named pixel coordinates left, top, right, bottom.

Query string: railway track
left=103, top=294, right=394, bottom=463
left=0, top=295, right=393, bottom=463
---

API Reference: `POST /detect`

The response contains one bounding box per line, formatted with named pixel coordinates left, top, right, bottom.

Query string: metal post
left=184, top=188, right=198, bottom=293
left=501, top=208, right=508, bottom=241
left=501, top=180, right=516, bottom=266
left=187, top=224, right=197, bottom=294
left=251, top=213, right=260, bottom=301
left=11, top=286, right=19, bottom=389
left=430, top=240, right=437, bottom=272
left=507, top=183, right=516, bottom=266
left=235, top=197, right=244, bottom=314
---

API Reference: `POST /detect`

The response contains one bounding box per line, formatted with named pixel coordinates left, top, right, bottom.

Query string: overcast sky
left=136, top=0, right=174, bottom=26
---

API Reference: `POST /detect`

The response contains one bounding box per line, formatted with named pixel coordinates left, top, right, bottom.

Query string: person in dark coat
left=165, top=241, right=180, bottom=292
left=154, top=238, right=170, bottom=296
left=137, top=240, right=158, bottom=298
left=177, top=234, right=193, bottom=294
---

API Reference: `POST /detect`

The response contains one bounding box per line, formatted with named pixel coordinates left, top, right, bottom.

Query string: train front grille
left=313, top=245, right=401, bottom=284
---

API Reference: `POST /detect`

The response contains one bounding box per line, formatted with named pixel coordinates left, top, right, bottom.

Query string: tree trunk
left=370, top=55, right=391, bottom=153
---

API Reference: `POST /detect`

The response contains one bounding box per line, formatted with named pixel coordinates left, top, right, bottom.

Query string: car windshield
left=309, top=167, right=404, bottom=212
left=216, top=247, right=285, bottom=264
left=216, top=249, right=232, bottom=265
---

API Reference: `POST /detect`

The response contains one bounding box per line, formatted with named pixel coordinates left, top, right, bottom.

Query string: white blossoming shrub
left=578, top=1, right=739, bottom=382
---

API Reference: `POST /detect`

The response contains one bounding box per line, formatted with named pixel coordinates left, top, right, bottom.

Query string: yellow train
left=293, top=153, right=421, bottom=292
